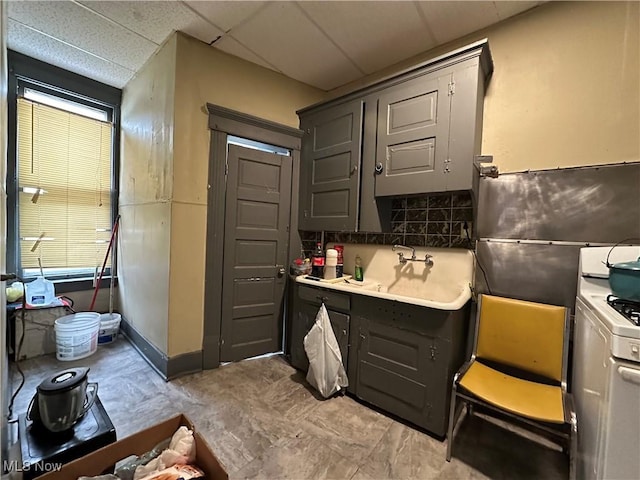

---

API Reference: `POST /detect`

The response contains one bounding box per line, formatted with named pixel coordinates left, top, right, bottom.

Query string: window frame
left=7, top=51, right=122, bottom=291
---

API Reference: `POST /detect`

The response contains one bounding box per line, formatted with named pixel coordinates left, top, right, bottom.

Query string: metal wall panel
left=475, top=163, right=640, bottom=310
left=477, top=163, right=640, bottom=243
left=476, top=241, right=581, bottom=310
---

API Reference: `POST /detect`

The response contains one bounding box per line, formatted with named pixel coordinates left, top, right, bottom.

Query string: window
left=16, top=96, right=112, bottom=278
left=8, top=51, right=121, bottom=285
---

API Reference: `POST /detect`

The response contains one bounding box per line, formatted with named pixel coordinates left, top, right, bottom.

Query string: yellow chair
left=446, top=294, right=577, bottom=477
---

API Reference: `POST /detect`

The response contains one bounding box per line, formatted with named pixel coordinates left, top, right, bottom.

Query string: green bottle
left=354, top=255, right=364, bottom=282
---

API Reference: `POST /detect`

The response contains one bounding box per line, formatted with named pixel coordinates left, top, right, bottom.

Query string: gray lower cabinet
left=348, top=295, right=468, bottom=437
left=290, top=285, right=350, bottom=372
left=289, top=283, right=469, bottom=437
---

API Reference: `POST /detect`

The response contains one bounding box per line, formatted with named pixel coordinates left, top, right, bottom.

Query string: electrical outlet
left=461, top=221, right=472, bottom=238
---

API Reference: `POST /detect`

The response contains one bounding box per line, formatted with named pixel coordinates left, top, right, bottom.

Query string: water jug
left=26, top=276, right=56, bottom=306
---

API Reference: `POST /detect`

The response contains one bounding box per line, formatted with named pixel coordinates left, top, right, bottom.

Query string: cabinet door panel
left=299, top=100, right=363, bottom=231
left=329, top=310, right=350, bottom=367
left=290, top=300, right=316, bottom=371
left=355, top=317, right=445, bottom=434
left=291, top=297, right=350, bottom=373
left=375, top=74, right=451, bottom=197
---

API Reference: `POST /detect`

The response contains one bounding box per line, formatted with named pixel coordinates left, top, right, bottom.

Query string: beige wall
left=167, top=33, right=324, bottom=356
left=119, top=35, right=177, bottom=355
left=62, top=287, right=115, bottom=313
left=330, top=1, right=640, bottom=173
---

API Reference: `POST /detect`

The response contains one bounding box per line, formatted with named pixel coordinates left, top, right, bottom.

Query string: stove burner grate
left=607, top=295, right=640, bottom=326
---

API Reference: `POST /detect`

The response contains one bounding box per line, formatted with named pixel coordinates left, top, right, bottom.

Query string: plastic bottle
left=335, top=245, right=344, bottom=278
left=324, top=249, right=337, bottom=279
left=25, top=276, right=56, bottom=306
left=354, top=255, right=364, bottom=282
left=311, top=242, right=325, bottom=278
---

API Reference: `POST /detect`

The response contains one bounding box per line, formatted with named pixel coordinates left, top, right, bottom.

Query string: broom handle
left=89, top=215, right=120, bottom=311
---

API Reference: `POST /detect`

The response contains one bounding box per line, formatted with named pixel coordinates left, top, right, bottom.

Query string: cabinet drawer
left=298, top=285, right=350, bottom=312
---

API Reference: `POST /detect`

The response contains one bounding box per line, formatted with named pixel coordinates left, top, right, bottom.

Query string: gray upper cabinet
left=298, top=100, right=363, bottom=231
left=374, top=72, right=452, bottom=196
left=297, top=40, right=493, bottom=231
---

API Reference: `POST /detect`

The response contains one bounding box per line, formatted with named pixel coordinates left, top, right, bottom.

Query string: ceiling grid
left=6, top=0, right=542, bottom=90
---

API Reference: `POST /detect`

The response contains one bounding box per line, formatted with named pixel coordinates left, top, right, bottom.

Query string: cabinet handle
left=350, top=165, right=358, bottom=176
left=316, top=295, right=329, bottom=303
left=375, top=163, right=383, bottom=175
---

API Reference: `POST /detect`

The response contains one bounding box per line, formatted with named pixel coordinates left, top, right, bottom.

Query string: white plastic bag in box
left=303, top=303, right=348, bottom=398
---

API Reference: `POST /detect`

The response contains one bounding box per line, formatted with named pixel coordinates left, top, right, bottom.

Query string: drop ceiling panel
left=494, top=1, right=541, bottom=21
left=7, top=19, right=133, bottom=88
left=230, top=2, right=362, bottom=90
left=214, top=35, right=280, bottom=72
left=77, top=1, right=223, bottom=45
left=299, top=1, right=436, bottom=74
left=417, top=1, right=500, bottom=45
left=185, top=1, right=266, bottom=33
left=8, top=0, right=156, bottom=71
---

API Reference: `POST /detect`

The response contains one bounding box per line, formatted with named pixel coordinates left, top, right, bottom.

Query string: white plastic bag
left=303, top=303, right=348, bottom=398
left=133, top=426, right=195, bottom=480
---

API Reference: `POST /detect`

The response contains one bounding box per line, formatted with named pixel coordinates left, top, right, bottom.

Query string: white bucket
left=54, top=312, right=100, bottom=361
left=98, top=313, right=121, bottom=344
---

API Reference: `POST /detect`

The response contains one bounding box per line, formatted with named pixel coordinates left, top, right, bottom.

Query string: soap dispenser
left=354, top=255, right=364, bottom=282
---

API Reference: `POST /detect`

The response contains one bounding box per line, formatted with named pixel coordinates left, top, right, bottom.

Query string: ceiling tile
left=230, top=2, right=362, bottom=90
left=213, top=35, right=280, bottom=73
left=493, top=1, right=541, bottom=21
left=7, top=19, right=134, bottom=88
left=8, top=0, right=157, bottom=71
left=417, top=1, right=500, bottom=44
left=299, top=1, right=436, bottom=74
left=77, top=1, right=223, bottom=45
left=185, top=1, right=266, bottom=33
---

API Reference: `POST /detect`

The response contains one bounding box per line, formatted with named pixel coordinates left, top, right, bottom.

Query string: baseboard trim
left=120, top=318, right=203, bottom=380
left=167, top=351, right=203, bottom=379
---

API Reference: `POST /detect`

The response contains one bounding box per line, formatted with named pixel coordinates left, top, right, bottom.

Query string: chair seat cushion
left=458, top=361, right=565, bottom=424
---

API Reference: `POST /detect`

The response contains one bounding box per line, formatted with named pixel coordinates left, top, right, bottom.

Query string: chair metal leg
left=446, top=381, right=459, bottom=462
left=467, top=403, right=475, bottom=417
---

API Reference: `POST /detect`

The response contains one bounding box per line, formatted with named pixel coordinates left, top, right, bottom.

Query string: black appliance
left=607, top=295, right=640, bottom=326
left=19, top=395, right=116, bottom=480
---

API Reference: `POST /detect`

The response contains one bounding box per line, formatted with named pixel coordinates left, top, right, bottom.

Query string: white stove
left=573, top=246, right=640, bottom=480
left=580, top=293, right=640, bottom=362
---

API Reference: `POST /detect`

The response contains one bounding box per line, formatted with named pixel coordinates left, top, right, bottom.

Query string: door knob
left=375, top=162, right=383, bottom=174
left=277, top=267, right=285, bottom=276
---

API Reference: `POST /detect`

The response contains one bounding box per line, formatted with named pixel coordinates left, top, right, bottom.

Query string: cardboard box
left=39, top=414, right=228, bottom=480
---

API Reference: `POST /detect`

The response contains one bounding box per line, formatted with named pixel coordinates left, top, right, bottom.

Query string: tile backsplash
left=300, top=192, right=474, bottom=255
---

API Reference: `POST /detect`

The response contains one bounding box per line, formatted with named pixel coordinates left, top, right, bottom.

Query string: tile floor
left=9, top=339, right=568, bottom=479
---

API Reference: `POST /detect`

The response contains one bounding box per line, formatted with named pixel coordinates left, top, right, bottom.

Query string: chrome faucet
left=393, top=244, right=416, bottom=263
left=393, top=244, right=434, bottom=266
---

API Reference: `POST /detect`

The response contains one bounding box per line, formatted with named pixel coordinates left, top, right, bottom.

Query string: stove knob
left=631, top=312, right=640, bottom=324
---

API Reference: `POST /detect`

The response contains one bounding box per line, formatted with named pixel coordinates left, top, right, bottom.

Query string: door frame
left=203, top=104, right=303, bottom=369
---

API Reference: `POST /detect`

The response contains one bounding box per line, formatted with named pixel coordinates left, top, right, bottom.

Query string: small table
left=9, top=300, right=72, bottom=360
left=18, top=395, right=116, bottom=480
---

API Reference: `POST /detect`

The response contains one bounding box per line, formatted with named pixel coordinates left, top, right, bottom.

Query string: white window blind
left=17, top=97, right=113, bottom=275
